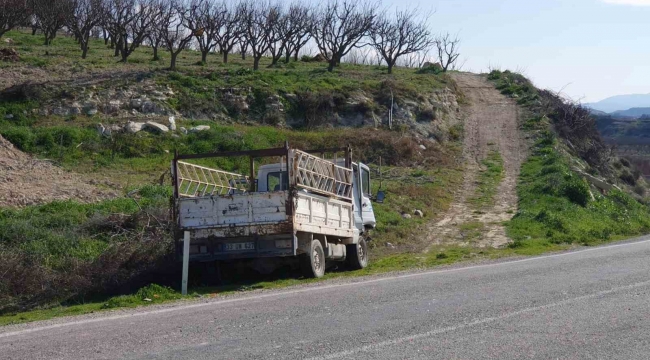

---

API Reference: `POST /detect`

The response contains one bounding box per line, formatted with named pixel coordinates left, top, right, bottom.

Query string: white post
left=182, top=231, right=190, bottom=295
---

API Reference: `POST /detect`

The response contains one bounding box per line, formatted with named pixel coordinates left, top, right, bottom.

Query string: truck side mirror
left=375, top=190, right=386, bottom=203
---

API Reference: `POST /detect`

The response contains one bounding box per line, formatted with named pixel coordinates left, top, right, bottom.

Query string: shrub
left=562, top=177, right=591, bottom=206
left=1, top=126, right=34, bottom=151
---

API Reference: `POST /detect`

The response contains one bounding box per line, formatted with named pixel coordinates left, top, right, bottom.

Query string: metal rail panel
left=291, top=150, right=353, bottom=201
left=176, top=161, right=248, bottom=198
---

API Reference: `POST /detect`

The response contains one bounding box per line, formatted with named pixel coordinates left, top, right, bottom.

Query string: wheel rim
left=313, top=249, right=322, bottom=272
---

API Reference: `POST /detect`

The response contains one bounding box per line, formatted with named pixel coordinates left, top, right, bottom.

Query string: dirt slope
left=0, top=135, right=118, bottom=207
left=426, top=73, right=526, bottom=249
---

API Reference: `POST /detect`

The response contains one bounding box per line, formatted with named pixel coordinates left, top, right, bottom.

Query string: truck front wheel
left=346, top=237, right=368, bottom=270
left=301, top=240, right=325, bottom=278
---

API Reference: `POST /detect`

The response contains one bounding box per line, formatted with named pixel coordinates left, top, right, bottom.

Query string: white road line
left=1, top=237, right=649, bottom=339
left=307, top=279, right=650, bottom=360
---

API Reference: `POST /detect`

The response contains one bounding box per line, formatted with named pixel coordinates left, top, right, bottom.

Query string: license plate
left=224, top=242, right=255, bottom=251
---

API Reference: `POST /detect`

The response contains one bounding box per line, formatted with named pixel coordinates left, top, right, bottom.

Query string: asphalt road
left=2, top=239, right=650, bottom=359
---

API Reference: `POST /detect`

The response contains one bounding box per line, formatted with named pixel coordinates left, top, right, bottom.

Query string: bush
left=416, top=63, right=444, bottom=75
left=0, top=126, right=34, bottom=151
left=562, top=177, right=591, bottom=206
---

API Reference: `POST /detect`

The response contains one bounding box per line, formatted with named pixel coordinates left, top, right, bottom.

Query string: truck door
left=358, top=163, right=377, bottom=229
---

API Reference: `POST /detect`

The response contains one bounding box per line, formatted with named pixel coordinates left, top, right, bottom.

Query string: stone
left=104, top=100, right=121, bottom=114
left=141, top=101, right=155, bottom=113
left=4, top=114, right=14, bottom=120
left=144, top=121, right=169, bottom=133
left=3, top=38, right=13, bottom=44
left=419, top=144, right=426, bottom=150
left=385, top=242, right=395, bottom=249
left=52, top=107, right=69, bottom=116
left=402, top=213, right=412, bottom=219
left=125, top=121, right=145, bottom=133
left=413, top=209, right=424, bottom=218
left=69, top=102, right=82, bottom=115
left=189, top=125, right=210, bottom=133
left=130, top=98, right=143, bottom=109
left=180, top=127, right=188, bottom=135
left=168, top=116, right=176, bottom=131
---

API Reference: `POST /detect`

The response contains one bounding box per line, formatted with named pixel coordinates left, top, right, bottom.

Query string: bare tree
left=434, top=32, right=460, bottom=72
left=214, top=0, right=243, bottom=63
left=33, top=0, right=73, bottom=45
left=158, top=0, right=193, bottom=70
left=241, top=0, right=278, bottom=70
left=312, top=0, right=377, bottom=72
left=267, top=4, right=288, bottom=66
left=105, top=0, right=157, bottom=63
left=68, top=0, right=105, bottom=58
left=370, top=8, right=434, bottom=74
left=283, top=3, right=311, bottom=63
left=145, top=24, right=164, bottom=60
left=0, top=0, right=33, bottom=38
left=186, top=0, right=220, bottom=63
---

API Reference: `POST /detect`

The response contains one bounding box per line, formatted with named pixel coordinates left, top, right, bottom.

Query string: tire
left=300, top=240, right=326, bottom=278
left=346, top=236, right=368, bottom=270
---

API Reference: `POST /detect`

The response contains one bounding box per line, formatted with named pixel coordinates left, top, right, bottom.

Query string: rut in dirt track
left=426, top=73, right=526, bottom=249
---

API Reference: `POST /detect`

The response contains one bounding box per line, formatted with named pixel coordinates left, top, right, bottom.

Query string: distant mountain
left=611, top=107, right=650, bottom=118
left=586, top=93, right=650, bottom=113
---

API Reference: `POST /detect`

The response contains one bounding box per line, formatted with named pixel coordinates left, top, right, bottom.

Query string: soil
left=426, top=73, right=526, bottom=249
left=0, top=135, right=118, bottom=207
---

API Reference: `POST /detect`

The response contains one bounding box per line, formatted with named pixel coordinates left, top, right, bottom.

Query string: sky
left=375, top=0, right=650, bottom=103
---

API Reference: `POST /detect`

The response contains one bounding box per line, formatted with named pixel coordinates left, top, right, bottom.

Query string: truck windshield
left=267, top=171, right=289, bottom=191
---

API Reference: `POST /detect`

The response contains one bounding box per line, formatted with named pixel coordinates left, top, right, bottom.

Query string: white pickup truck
left=172, top=144, right=378, bottom=279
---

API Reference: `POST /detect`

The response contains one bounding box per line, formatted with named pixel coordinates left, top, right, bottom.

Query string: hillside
left=2, top=29, right=650, bottom=320
left=586, top=93, right=650, bottom=113
left=612, top=107, right=650, bottom=118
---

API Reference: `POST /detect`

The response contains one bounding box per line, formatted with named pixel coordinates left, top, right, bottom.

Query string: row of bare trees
left=1, top=0, right=461, bottom=73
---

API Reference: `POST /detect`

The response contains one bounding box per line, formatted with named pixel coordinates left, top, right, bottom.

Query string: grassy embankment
left=487, top=70, right=650, bottom=253
left=0, top=29, right=471, bottom=323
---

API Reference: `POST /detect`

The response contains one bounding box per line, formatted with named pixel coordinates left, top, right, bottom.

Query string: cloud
left=601, top=0, right=650, bottom=5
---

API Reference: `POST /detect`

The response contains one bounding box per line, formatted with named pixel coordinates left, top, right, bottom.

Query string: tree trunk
left=81, top=43, right=88, bottom=59
left=294, top=50, right=299, bottom=62
left=327, top=58, right=336, bottom=72
left=152, top=46, right=159, bottom=61
left=223, top=51, right=229, bottom=63
left=170, top=52, right=178, bottom=70
left=201, top=50, right=208, bottom=63
left=387, top=62, right=394, bottom=74
left=31, top=26, right=37, bottom=36
left=284, top=52, right=291, bottom=63
left=253, top=56, right=261, bottom=70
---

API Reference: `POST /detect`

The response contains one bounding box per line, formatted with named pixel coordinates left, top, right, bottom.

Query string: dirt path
left=0, top=135, right=118, bottom=207
left=426, top=73, right=526, bottom=249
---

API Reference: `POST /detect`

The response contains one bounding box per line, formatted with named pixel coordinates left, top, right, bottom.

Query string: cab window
left=361, top=167, right=370, bottom=196
left=267, top=171, right=288, bottom=191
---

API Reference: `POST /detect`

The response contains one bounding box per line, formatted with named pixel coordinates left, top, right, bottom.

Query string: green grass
left=469, top=150, right=504, bottom=208
left=506, top=134, right=650, bottom=248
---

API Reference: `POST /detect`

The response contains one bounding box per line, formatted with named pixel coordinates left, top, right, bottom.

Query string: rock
left=402, top=213, right=412, bottom=219
left=180, top=127, right=188, bottom=135
left=141, top=101, right=155, bottom=113
left=130, top=98, right=143, bottom=109
left=3, top=38, right=13, bottom=44
left=96, top=123, right=111, bottom=138
left=168, top=116, right=176, bottom=131
left=83, top=102, right=98, bottom=116
left=419, top=144, right=426, bottom=150
left=52, top=107, right=69, bottom=116
left=189, top=125, right=210, bottom=133
left=104, top=100, right=122, bottom=114
left=125, top=121, right=145, bottom=133
left=68, top=102, right=82, bottom=115
left=385, top=242, right=395, bottom=249
left=143, top=298, right=152, bottom=302
left=4, top=114, right=14, bottom=120
left=144, top=121, right=169, bottom=133
left=413, top=209, right=424, bottom=218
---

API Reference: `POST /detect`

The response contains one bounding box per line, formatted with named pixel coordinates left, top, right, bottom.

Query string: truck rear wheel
left=301, top=240, right=325, bottom=278
left=346, top=236, right=368, bottom=270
